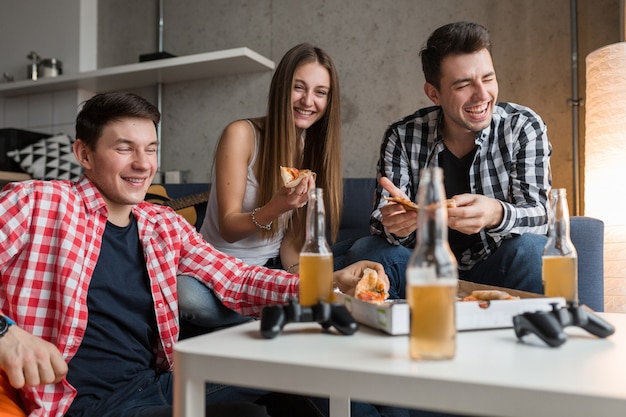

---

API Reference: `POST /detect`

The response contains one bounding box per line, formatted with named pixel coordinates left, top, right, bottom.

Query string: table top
left=174, top=312, right=626, bottom=417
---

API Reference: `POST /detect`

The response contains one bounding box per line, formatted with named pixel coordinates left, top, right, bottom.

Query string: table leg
left=329, top=396, right=351, bottom=417
left=173, top=375, right=205, bottom=417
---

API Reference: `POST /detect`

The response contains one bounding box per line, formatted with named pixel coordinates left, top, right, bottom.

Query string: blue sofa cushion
left=160, top=180, right=605, bottom=311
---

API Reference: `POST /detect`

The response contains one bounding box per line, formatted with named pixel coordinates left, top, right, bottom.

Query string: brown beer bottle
left=542, top=188, right=578, bottom=302
left=299, top=188, right=334, bottom=306
left=405, top=167, right=458, bottom=360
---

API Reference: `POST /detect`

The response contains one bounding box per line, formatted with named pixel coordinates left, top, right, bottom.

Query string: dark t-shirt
left=66, top=215, right=157, bottom=416
left=438, top=146, right=482, bottom=261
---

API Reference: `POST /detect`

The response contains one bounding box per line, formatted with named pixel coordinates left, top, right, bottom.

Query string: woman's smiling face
left=291, top=61, right=331, bottom=132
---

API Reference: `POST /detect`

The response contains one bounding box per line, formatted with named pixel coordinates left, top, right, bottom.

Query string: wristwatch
left=0, top=315, right=15, bottom=338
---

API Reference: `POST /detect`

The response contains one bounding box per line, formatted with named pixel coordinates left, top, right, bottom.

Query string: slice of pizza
left=355, top=268, right=389, bottom=304
left=461, top=290, right=520, bottom=302
left=280, top=166, right=316, bottom=188
left=383, top=196, right=419, bottom=212
left=384, top=196, right=456, bottom=211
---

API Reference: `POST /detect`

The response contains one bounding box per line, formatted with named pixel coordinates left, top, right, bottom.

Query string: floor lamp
left=584, top=42, right=626, bottom=311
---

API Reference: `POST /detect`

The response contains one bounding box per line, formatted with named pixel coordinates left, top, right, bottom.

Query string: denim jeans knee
left=344, top=235, right=412, bottom=299
left=461, top=233, right=547, bottom=293
left=177, top=275, right=250, bottom=330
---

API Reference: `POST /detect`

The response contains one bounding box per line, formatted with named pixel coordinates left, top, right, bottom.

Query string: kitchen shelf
left=0, top=47, right=275, bottom=98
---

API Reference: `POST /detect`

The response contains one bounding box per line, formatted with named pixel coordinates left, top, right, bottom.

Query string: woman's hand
left=333, top=260, right=389, bottom=296
left=272, top=174, right=315, bottom=212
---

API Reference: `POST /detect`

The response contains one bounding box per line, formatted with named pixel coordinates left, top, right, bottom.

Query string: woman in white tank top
left=200, top=43, right=344, bottom=271
left=179, top=43, right=344, bottom=329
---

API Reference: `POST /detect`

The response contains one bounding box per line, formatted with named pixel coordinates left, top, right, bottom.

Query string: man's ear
left=424, top=82, right=440, bottom=105
left=73, top=139, right=92, bottom=170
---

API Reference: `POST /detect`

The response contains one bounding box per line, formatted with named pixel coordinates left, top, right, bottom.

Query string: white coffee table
left=173, top=312, right=626, bottom=417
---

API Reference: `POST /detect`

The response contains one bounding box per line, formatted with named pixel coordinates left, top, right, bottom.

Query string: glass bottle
left=406, top=167, right=458, bottom=360
left=299, top=188, right=334, bottom=306
left=542, top=188, right=578, bottom=302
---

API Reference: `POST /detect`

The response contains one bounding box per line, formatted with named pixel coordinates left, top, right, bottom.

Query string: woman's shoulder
left=222, top=118, right=264, bottom=142
left=216, top=119, right=260, bottom=166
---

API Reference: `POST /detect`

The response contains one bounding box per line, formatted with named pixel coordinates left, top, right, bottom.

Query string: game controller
left=513, top=301, right=615, bottom=347
left=260, top=298, right=358, bottom=339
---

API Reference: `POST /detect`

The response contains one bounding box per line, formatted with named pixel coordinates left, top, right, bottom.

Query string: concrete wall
left=0, top=0, right=619, bottom=197
left=97, top=0, right=619, bottom=214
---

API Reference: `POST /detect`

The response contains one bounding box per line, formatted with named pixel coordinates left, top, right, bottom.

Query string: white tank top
left=199, top=120, right=284, bottom=265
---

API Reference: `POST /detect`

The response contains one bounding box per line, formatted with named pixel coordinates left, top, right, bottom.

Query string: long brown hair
left=255, top=43, right=343, bottom=245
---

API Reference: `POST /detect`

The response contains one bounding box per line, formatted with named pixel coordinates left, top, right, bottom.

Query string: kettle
left=39, top=58, right=62, bottom=78
left=26, top=52, right=63, bottom=80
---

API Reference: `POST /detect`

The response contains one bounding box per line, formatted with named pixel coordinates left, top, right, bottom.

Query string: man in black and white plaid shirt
left=343, top=21, right=551, bottom=299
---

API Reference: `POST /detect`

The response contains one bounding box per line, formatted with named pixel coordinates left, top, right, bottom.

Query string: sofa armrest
left=570, top=216, right=604, bottom=311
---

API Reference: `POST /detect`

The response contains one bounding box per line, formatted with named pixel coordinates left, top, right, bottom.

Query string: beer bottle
left=299, top=188, right=334, bottom=306
left=406, top=167, right=458, bottom=360
left=542, top=188, right=578, bottom=302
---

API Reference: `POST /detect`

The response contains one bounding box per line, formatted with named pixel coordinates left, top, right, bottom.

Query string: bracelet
left=251, top=207, right=272, bottom=230
left=285, top=263, right=299, bottom=273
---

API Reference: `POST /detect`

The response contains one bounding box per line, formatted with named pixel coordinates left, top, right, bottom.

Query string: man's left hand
left=447, top=193, right=503, bottom=234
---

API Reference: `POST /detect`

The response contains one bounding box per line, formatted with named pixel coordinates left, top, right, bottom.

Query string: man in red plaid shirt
left=0, top=92, right=387, bottom=417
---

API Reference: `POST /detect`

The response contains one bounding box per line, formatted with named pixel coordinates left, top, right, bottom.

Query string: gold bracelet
left=251, top=207, right=272, bottom=230
left=285, top=263, right=299, bottom=273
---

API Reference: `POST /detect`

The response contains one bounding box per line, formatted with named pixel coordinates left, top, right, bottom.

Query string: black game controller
left=260, top=298, right=358, bottom=339
left=513, top=302, right=615, bottom=347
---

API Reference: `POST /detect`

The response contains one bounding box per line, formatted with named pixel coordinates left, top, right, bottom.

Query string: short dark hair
left=420, top=22, right=492, bottom=89
left=75, top=92, right=161, bottom=149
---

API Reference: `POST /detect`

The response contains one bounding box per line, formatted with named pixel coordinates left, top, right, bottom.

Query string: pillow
left=6, top=134, right=83, bottom=181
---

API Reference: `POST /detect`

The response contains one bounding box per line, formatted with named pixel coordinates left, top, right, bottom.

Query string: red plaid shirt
left=0, top=177, right=298, bottom=416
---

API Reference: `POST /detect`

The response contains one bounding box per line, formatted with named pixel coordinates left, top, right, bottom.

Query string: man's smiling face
left=76, top=117, right=158, bottom=219
left=426, top=48, right=499, bottom=137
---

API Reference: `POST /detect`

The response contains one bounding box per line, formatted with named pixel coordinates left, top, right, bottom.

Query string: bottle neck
left=408, top=167, right=458, bottom=278
left=548, top=190, right=572, bottom=242
left=303, top=188, right=330, bottom=252
left=544, top=188, right=576, bottom=257
left=417, top=173, right=449, bottom=247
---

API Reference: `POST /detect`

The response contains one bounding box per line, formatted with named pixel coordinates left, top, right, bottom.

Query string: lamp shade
left=585, top=42, right=626, bottom=312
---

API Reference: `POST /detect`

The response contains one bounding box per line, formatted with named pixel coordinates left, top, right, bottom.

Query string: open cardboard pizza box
left=334, top=280, right=566, bottom=335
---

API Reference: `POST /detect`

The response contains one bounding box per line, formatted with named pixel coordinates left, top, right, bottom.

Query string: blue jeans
left=68, top=365, right=413, bottom=417
left=178, top=275, right=252, bottom=332
left=341, top=233, right=547, bottom=298
left=67, top=369, right=270, bottom=417
left=178, top=237, right=366, bottom=333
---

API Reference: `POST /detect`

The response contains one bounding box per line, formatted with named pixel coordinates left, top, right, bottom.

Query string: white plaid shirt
left=371, top=102, right=552, bottom=269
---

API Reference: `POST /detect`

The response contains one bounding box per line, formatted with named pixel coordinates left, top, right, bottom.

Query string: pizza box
left=334, top=280, right=566, bottom=335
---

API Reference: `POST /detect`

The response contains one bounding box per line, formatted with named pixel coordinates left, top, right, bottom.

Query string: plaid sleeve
left=487, top=106, right=552, bottom=236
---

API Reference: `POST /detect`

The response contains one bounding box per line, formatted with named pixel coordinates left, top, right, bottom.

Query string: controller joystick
left=513, top=309, right=568, bottom=347
left=513, top=302, right=615, bottom=347
left=260, top=298, right=358, bottom=339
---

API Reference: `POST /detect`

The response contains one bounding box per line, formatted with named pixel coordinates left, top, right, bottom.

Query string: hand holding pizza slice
left=383, top=195, right=456, bottom=212
left=355, top=268, right=389, bottom=304
left=280, top=166, right=316, bottom=188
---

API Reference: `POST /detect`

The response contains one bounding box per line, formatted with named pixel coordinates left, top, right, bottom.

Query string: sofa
left=161, top=178, right=605, bottom=312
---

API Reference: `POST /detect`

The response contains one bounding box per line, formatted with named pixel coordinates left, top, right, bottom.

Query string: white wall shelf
left=0, top=47, right=275, bottom=97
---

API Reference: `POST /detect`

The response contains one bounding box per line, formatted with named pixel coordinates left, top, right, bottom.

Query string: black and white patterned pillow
left=6, top=134, right=83, bottom=181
